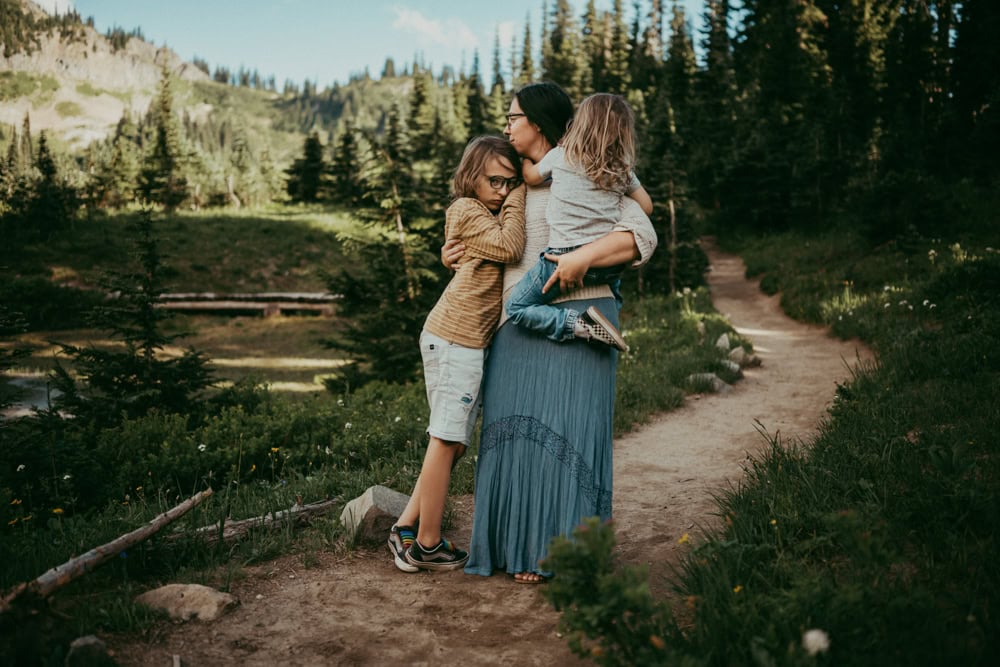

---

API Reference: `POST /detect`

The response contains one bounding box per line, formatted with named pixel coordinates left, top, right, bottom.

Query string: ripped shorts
left=419, top=330, right=484, bottom=445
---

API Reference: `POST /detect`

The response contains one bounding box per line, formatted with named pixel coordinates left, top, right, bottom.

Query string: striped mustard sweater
left=423, top=185, right=526, bottom=349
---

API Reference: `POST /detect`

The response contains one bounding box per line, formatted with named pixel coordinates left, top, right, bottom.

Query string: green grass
left=542, top=227, right=1000, bottom=666
left=55, top=100, right=82, bottom=117
left=0, top=71, right=58, bottom=101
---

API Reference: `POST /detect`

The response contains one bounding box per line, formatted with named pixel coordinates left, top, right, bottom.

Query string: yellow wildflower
left=10, top=499, right=21, bottom=505
left=678, top=533, right=690, bottom=544
left=733, top=584, right=743, bottom=593
left=271, top=447, right=279, bottom=453
left=52, top=508, right=64, bottom=515
left=649, top=635, right=666, bottom=650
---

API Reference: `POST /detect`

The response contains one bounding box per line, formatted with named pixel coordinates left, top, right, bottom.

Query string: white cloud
left=391, top=6, right=478, bottom=50
left=33, top=0, right=74, bottom=15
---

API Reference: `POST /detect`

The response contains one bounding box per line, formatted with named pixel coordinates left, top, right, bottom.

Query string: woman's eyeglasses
left=487, top=176, right=522, bottom=191
left=504, top=112, right=526, bottom=125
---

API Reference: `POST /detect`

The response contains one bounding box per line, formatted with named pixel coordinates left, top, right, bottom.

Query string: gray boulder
left=135, top=583, right=238, bottom=622
left=340, top=484, right=410, bottom=543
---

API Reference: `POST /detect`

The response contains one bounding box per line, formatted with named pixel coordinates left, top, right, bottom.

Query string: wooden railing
left=156, top=292, right=340, bottom=316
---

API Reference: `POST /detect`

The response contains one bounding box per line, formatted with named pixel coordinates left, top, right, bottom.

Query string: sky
left=36, top=0, right=705, bottom=89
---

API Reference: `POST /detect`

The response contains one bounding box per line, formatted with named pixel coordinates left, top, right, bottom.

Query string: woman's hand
left=441, top=239, right=466, bottom=270
left=542, top=248, right=592, bottom=293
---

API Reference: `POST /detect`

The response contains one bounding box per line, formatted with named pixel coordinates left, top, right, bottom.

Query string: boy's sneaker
left=388, top=524, right=419, bottom=573
left=405, top=537, right=469, bottom=571
left=582, top=306, right=629, bottom=352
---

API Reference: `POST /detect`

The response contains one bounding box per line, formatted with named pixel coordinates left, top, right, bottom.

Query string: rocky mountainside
left=0, top=0, right=208, bottom=149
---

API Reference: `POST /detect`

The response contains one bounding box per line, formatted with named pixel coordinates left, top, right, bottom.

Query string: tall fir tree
left=519, top=14, right=535, bottom=86
left=139, top=67, right=189, bottom=211
left=329, top=119, right=363, bottom=205
left=542, top=0, right=586, bottom=100
left=285, top=131, right=325, bottom=202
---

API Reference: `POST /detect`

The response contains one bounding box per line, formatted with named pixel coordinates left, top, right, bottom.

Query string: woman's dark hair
left=514, top=81, right=574, bottom=148
left=451, top=136, right=521, bottom=200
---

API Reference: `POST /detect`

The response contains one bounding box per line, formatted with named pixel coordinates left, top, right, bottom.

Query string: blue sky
left=39, top=1, right=705, bottom=89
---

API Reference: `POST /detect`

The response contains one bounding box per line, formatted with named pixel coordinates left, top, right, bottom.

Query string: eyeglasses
left=487, top=175, right=522, bottom=191
left=504, top=112, right=526, bottom=125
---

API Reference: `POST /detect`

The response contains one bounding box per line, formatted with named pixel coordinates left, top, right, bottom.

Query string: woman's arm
left=541, top=198, right=657, bottom=293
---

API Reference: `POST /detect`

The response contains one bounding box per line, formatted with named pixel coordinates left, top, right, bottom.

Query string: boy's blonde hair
left=451, top=136, right=521, bottom=201
left=561, top=93, right=636, bottom=192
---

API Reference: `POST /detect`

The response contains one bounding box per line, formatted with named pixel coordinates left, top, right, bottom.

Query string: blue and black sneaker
left=405, top=537, right=469, bottom=571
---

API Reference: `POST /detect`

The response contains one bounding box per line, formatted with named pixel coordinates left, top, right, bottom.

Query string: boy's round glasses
left=505, top=112, right=526, bottom=125
left=487, top=176, right=522, bottom=191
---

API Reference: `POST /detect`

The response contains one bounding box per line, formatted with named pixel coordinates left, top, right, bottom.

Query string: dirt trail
left=110, top=241, right=871, bottom=667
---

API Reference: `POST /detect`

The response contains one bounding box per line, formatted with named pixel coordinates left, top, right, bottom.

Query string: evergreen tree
left=50, top=210, right=214, bottom=427
left=542, top=0, right=585, bottom=99
left=519, top=14, right=536, bottom=85
left=285, top=131, right=325, bottom=202
left=605, top=0, right=631, bottom=94
left=581, top=0, right=608, bottom=94
left=329, top=119, right=363, bottom=205
left=408, top=63, right=438, bottom=157
left=139, top=67, right=189, bottom=211
left=951, top=0, right=1000, bottom=178
left=466, top=51, right=491, bottom=138
left=28, top=131, right=76, bottom=238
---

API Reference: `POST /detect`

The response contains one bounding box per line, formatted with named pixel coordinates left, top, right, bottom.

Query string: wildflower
left=345, top=422, right=353, bottom=430
left=10, top=499, right=21, bottom=506
left=7, top=519, right=17, bottom=526
left=135, top=486, right=142, bottom=492
left=770, top=518, right=777, bottom=526
left=271, top=447, right=279, bottom=453
left=337, top=398, right=344, bottom=406
left=53, top=508, right=64, bottom=515
left=198, top=444, right=207, bottom=452
left=801, top=628, right=831, bottom=656
left=923, top=299, right=930, bottom=306
left=678, top=533, right=690, bottom=544
left=733, top=584, right=743, bottom=593
left=929, top=304, right=936, bottom=309
left=16, top=464, right=25, bottom=472
left=883, top=303, right=891, bottom=309
left=324, top=446, right=332, bottom=455
left=649, top=635, right=666, bottom=650
left=898, top=300, right=907, bottom=306
left=394, top=416, right=401, bottom=423
left=250, top=464, right=256, bottom=473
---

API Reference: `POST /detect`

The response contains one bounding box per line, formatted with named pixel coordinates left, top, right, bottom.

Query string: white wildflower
left=801, top=628, right=831, bottom=656
left=337, top=398, right=344, bottom=406
left=898, top=300, right=908, bottom=306
left=884, top=303, right=891, bottom=309
left=324, top=446, right=332, bottom=455
left=923, top=299, right=930, bottom=306
left=198, top=444, right=207, bottom=452
left=16, top=464, right=25, bottom=472
left=394, top=416, right=401, bottom=423
left=63, top=474, right=71, bottom=481
left=929, top=304, right=937, bottom=309
left=344, top=422, right=352, bottom=430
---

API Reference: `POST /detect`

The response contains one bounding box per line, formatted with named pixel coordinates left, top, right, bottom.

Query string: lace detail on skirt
left=480, top=414, right=612, bottom=517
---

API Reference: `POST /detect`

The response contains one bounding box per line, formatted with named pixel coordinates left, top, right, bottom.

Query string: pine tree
left=466, top=51, right=491, bottom=138
left=50, top=210, right=214, bottom=427
left=605, top=0, right=631, bottom=94
left=285, top=132, right=325, bottom=202
left=952, top=0, right=1000, bottom=178
left=28, top=131, right=76, bottom=238
left=140, top=67, right=189, bottom=211
left=329, top=119, right=363, bottom=205
left=519, top=14, right=535, bottom=85
left=581, top=0, right=607, bottom=94
left=542, top=0, right=585, bottom=99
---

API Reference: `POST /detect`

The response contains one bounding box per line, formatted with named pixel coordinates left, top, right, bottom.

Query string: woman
left=458, top=82, right=657, bottom=583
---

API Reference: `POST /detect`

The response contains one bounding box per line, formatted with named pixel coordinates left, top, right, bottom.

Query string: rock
left=340, top=484, right=410, bottom=543
left=720, top=359, right=743, bottom=376
left=687, top=372, right=732, bottom=394
left=65, top=635, right=116, bottom=667
left=715, top=333, right=731, bottom=351
left=135, top=584, right=238, bottom=622
left=728, top=346, right=747, bottom=365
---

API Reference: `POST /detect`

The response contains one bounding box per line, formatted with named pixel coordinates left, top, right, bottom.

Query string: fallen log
left=168, top=496, right=341, bottom=545
left=0, top=488, right=214, bottom=614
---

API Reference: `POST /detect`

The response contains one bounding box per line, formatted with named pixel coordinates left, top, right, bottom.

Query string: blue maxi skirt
left=465, top=296, right=618, bottom=577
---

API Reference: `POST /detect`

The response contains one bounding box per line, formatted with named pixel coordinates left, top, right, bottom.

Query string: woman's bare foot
left=513, top=572, right=546, bottom=584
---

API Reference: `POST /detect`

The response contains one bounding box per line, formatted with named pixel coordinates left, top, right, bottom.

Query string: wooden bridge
left=156, top=292, right=340, bottom=317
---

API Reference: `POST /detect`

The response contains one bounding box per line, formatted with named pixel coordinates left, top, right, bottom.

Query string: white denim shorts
left=420, top=330, right=484, bottom=445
